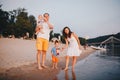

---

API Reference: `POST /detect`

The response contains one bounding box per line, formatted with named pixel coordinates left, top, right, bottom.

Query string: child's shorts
left=52, top=56, right=58, bottom=63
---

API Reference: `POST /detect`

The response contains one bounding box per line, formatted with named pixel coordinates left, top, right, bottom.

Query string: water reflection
left=65, top=70, right=76, bottom=80
left=55, top=70, right=76, bottom=80
left=57, top=51, right=120, bottom=80
left=100, top=45, right=120, bottom=56
left=72, top=70, right=76, bottom=80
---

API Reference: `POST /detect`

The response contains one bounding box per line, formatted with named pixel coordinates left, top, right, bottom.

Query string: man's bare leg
left=42, top=51, right=48, bottom=68
left=37, top=50, right=43, bottom=70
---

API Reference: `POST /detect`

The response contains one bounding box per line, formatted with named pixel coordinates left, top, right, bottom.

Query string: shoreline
left=57, top=51, right=120, bottom=80
left=0, top=38, right=96, bottom=80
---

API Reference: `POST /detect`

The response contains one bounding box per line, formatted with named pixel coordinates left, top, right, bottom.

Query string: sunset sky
left=1, top=0, right=120, bottom=38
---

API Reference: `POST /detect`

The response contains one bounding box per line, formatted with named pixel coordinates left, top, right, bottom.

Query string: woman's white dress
left=66, top=36, right=82, bottom=56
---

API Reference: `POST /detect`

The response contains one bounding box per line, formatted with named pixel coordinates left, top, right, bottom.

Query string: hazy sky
left=1, top=0, right=120, bottom=38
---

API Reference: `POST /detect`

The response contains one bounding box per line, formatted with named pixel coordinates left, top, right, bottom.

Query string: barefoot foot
left=38, top=66, right=43, bottom=70
left=42, top=65, right=48, bottom=69
left=64, top=67, right=68, bottom=71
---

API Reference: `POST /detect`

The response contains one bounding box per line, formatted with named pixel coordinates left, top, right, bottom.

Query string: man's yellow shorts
left=36, top=38, right=49, bottom=51
left=52, top=56, right=58, bottom=63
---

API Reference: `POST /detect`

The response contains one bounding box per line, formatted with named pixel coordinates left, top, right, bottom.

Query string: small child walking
left=51, top=40, right=60, bottom=69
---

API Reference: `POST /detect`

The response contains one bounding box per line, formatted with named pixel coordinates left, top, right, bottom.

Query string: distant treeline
left=0, top=5, right=36, bottom=38
left=87, top=32, right=120, bottom=43
left=0, top=5, right=87, bottom=45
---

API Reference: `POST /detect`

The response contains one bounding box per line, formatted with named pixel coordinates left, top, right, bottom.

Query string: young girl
left=35, top=15, right=44, bottom=35
left=62, top=26, right=82, bottom=70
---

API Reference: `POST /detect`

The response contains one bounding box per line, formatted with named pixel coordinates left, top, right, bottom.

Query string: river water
left=56, top=50, right=120, bottom=80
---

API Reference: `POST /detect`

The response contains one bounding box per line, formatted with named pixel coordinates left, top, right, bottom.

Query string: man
left=36, top=13, right=53, bottom=70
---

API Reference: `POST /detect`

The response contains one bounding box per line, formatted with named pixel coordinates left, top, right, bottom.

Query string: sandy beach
left=0, top=38, right=95, bottom=80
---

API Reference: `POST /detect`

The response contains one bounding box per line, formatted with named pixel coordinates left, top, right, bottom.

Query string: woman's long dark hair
left=62, top=26, right=72, bottom=38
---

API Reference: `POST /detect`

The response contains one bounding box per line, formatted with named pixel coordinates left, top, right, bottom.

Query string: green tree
left=28, top=15, right=36, bottom=29
left=15, top=11, right=27, bottom=37
left=61, top=35, right=66, bottom=43
left=6, top=10, right=17, bottom=36
left=49, top=30, right=54, bottom=41
left=28, top=15, right=37, bottom=38
left=0, top=6, right=37, bottom=39
left=79, top=37, right=86, bottom=45
left=14, top=8, right=34, bottom=38
left=54, top=33, right=61, bottom=39
left=0, top=5, right=9, bottom=37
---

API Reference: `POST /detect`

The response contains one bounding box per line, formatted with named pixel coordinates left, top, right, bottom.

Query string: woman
left=62, top=26, right=82, bottom=70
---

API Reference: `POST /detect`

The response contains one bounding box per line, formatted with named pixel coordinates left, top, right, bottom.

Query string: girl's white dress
left=66, top=36, right=82, bottom=56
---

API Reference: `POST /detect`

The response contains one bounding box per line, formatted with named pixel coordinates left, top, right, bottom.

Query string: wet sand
left=0, top=38, right=95, bottom=80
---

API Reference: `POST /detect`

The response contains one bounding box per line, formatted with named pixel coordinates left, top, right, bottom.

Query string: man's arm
left=47, top=22, right=54, bottom=29
left=35, top=26, right=39, bottom=32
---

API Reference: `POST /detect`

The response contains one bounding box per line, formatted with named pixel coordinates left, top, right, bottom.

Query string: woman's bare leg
left=72, top=56, right=77, bottom=70
left=64, top=56, right=69, bottom=70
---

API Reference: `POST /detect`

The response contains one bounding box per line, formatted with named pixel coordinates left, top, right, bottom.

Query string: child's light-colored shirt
left=37, top=19, right=44, bottom=26
left=51, top=47, right=59, bottom=56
